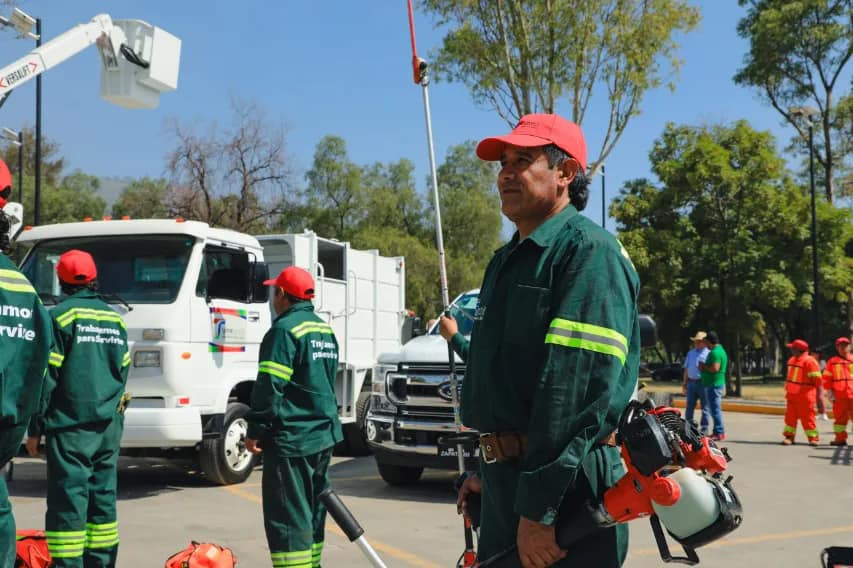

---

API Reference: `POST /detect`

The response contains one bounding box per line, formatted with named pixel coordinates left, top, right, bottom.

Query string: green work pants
left=45, top=417, right=122, bottom=568
left=0, top=426, right=25, bottom=568
left=477, top=445, right=629, bottom=567
left=262, top=446, right=332, bottom=568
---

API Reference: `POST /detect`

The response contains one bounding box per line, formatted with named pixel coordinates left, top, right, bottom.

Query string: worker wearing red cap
left=823, top=337, right=853, bottom=446
left=27, top=249, right=130, bottom=567
left=245, top=266, right=343, bottom=568
left=0, top=158, right=51, bottom=565
left=0, top=157, right=12, bottom=210
left=441, top=114, right=638, bottom=567
left=782, top=339, right=822, bottom=446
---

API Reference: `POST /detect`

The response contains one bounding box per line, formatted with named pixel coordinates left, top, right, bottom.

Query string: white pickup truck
left=14, top=218, right=408, bottom=484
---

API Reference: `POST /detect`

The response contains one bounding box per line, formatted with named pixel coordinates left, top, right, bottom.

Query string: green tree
left=303, top=135, right=364, bottom=240
left=111, top=177, right=172, bottom=219
left=433, top=141, right=502, bottom=266
left=612, top=120, right=853, bottom=392
left=422, top=0, right=700, bottom=173
left=0, top=127, right=65, bottom=188
left=734, top=0, right=853, bottom=203
left=360, top=159, right=426, bottom=237
left=33, top=172, right=106, bottom=224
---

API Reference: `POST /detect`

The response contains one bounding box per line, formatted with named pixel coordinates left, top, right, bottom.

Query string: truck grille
left=387, top=368, right=465, bottom=409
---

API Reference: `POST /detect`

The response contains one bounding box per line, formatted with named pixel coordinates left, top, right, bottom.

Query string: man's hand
left=439, top=315, right=458, bottom=342
left=245, top=438, right=263, bottom=455
left=517, top=516, right=566, bottom=568
left=456, top=473, right=482, bottom=517
left=25, top=436, right=40, bottom=457
left=682, top=382, right=688, bottom=395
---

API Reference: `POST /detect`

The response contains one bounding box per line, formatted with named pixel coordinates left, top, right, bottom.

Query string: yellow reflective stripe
left=807, top=372, right=821, bottom=378
left=805, top=429, right=819, bottom=437
left=122, top=352, right=132, bottom=367
left=783, top=425, right=796, bottom=433
left=0, top=269, right=30, bottom=282
left=290, top=321, right=333, bottom=338
left=259, top=360, right=293, bottom=381
left=49, top=352, right=65, bottom=367
left=86, top=521, right=118, bottom=532
left=312, top=542, right=324, bottom=566
left=56, top=307, right=126, bottom=329
left=545, top=318, right=628, bottom=365
left=272, top=549, right=312, bottom=568
left=834, top=424, right=846, bottom=433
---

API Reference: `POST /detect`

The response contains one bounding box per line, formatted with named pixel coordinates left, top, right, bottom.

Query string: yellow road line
left=631, top=525, right=853, bottom=556
left=221, top=484, right=441, bottom=568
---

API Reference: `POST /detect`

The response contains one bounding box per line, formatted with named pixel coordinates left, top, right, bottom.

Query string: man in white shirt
left=682, top=331, right=710, bottom=434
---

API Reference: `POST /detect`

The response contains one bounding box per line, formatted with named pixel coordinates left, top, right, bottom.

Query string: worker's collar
left=69, top=288, right=99, bottom=299
left=507, top=204, right=577, bottom=250
left=277, top=300, right=314, bottom=320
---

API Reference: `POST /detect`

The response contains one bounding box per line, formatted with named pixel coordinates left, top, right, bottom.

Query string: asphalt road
left=6, top=412, right=852, bottom=567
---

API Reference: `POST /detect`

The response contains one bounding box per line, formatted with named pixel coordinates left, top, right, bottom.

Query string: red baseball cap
left=836, top=337, right=851, bottom=345
left=0, top=159, right=11, bottom=208
left=476, top=113, right=588, bottom=172
left=264, top=266, right=315, bottom=300
left=57, top=249, right=97, bottom=284
left=787, top=339, right=809, bottom=351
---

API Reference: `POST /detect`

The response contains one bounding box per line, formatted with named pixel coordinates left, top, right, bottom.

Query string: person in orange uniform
left=782, top=339, right=822, bottom=446
left=823, top=337, right=853, bottom=446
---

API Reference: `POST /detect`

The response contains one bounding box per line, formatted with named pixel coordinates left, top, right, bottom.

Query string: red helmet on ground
left=57, top=250, right=97, bottom=284
left=263, top=266, right=315, bottom=300
left=0, top=158, right=11, bottom=208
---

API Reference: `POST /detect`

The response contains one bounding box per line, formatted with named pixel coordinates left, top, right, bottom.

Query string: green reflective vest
left=0, top=254, right=51, bottom=453
left=246, top=301, right=343, bottom=456
left=457, top=204, right=640, bottom=525
left=42, top=289, right=130, bottom=431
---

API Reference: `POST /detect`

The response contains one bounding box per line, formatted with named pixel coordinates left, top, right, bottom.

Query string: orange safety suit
left=823, top=354, right=853, bottom=443
left=784, top=353, right=822, bottom=442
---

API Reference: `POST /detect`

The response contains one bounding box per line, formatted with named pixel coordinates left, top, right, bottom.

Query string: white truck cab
left=16, top=219, right=407, bottom=484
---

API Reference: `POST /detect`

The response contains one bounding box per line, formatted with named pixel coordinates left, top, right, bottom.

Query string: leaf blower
left=473, top=398, right=744, bottom=567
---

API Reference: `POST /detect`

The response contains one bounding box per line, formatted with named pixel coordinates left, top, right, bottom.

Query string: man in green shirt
left=29, top=249, right=130, bottom=567
left=245, top=266, right=343, bottom=568
left=440, top=114, right=640, bottom=568
left=698, top=331, right=727, bottom=441
left=0, top=187, right=52, bottom=566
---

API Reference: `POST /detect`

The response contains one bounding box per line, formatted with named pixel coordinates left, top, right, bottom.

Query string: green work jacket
left=0, top=254, right=51, bottom=455
left=246, top=301, right=343, bottom=457
left=454, top=204, right=640, bottom=525
left=41, top=289, right=130, bottom=431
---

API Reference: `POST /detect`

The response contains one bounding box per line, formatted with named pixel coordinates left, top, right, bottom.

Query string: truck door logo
left=209, top=307, right=247, bottom=353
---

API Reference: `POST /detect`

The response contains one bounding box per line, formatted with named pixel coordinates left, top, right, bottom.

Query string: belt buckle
left=480, top=433, right=497, bottom=464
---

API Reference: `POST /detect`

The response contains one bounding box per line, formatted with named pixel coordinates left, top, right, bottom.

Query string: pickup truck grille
left=387, top=368, right=465, bottom=409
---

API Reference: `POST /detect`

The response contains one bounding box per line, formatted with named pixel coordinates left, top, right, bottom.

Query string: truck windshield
left=20, top=235, right=195, bottom=305
left=430, top=291, right=479, bottom=336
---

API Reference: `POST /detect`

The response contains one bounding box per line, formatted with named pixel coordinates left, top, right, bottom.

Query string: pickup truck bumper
left=121, top=407, right=202, bottom=448
left=366, top=413, right=480, bottom=471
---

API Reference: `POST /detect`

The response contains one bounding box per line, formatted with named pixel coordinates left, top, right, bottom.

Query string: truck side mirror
left=639, top=314, right=657, bottom=349
left=401, top=315, right=426, bottom=344
left=250, top=261, right=269, bottom=303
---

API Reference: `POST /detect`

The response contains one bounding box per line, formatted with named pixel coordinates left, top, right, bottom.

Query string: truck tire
left=377, top=461, right=423, bottom=486
left=342, top=392, right=372, bottom=457
left=199, top=402, right=258, bottom=485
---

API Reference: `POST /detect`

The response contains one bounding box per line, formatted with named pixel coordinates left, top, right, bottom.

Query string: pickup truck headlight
left=133, top=350, right=161, bottom=368
left=371, top=364, right=398, bottom=412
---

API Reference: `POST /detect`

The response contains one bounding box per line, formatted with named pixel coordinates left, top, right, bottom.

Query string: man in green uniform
left=0, top=168, right=52, bottom=567
left=440, top=114, right=640, bottom=568
left=27, top=249, right=130, bottom=567
left=245, top=266, right=343, bottom=568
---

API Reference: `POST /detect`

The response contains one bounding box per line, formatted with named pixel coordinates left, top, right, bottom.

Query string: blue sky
left=0, top=1, right=818, bottom=233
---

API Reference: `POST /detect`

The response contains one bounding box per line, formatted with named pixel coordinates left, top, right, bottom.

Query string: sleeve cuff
left=514, top=472, right=565, bottom=526
left=450, top=332, right=467, bottom=353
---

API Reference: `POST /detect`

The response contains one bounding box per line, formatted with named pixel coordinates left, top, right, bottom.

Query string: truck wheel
left=199, top=402, right=258, bottom=485
left=377, top=461, right=423, bottom=486
left=342, top=392, right=372, bottom=457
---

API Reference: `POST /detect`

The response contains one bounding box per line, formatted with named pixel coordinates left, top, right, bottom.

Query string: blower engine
left=475, top=398, right=744, bottom=566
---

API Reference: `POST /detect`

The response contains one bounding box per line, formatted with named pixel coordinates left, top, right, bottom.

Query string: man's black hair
left=543, top=144, right=590, bottom=212
left=60, top=280, right=99, bottom=297
left=0, top=209, right=10, bottom=255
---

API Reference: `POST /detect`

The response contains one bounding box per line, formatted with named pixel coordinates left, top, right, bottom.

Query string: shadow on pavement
left=808, top=446, right=852, bottom=466
left=6, top=456, right=253, bottom=501
left=327, top=456, right=458, bottom=505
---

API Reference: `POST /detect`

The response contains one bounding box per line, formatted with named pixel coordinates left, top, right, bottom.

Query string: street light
left=789, top=105, right=821, bottom=345
left=1, top=127, right=22, bottom=203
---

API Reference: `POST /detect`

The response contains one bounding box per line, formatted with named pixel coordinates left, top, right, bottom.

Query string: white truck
left=14, top=219, right=408, bottom=484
